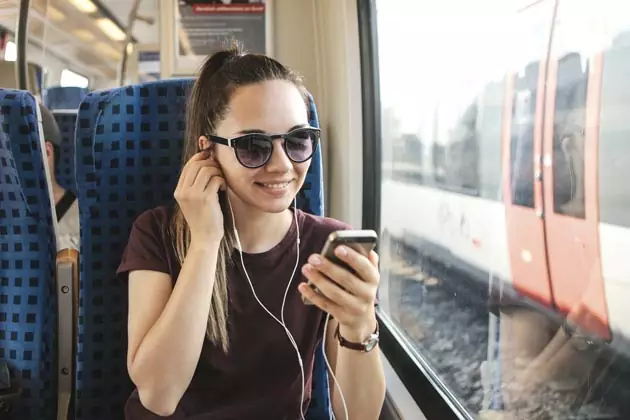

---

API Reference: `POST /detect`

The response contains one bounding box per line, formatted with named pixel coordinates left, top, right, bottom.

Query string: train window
left=477, top=80, right=505, bottom=200
left=433, top=98, right=480, bottom=195
left=60, top=69, right=89, bottom=88
left=4, top=40, right=16, bottom=61
left=508, top=2, right=553, bottom=210
left=552, top=52, right=589, bottom=219
left=599, top=19, right=630, bottom=228
left=374, top=0, right=630, bottom=418
left=509, top=62, right=539, bottom=209
left=376, top=0, right=513, bottom=417
left=391, top=133, right=424, bottom=184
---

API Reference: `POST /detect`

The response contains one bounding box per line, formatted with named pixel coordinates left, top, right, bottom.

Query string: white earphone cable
left=228, top=196, right=306, bottom=420
left=227, top=195, right=348, bottom=420
left=321, top=312, right=349, bottom=420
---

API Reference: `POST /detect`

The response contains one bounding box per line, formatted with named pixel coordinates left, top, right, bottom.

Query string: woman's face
left=199, top=80, right=311, bottom=214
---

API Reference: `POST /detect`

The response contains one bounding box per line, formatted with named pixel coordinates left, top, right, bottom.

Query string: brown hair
left=170, top=42, right=309, bottom=353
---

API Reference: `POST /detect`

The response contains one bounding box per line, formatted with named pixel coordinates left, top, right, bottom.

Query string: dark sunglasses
left=205, top=127, right=320, bottom=169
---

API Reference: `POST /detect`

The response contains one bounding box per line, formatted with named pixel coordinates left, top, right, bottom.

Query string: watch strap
left=335, top=322, right=379, bottom=352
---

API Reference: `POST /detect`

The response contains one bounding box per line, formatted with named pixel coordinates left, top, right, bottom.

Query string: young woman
left=117, top=45, right=386, bottom=419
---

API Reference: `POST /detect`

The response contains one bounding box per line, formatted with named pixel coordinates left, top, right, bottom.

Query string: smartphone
left=303, top=229, right=378, bottom=305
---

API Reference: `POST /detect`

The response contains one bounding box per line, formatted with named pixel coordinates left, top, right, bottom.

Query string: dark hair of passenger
left=169, top=41, right=309, bottom=353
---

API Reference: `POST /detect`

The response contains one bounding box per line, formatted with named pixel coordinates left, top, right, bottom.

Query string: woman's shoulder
left=117, top=203, right=178, bottom=279
left=297, top=210, right=353, bottom=247
left=299, top=210, right=352, bottom=231
left=133, top=204, right=174, bottom=229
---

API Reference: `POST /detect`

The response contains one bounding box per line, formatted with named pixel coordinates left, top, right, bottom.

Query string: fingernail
left=302, top=264, right=312, bottom=273
left=309, top=255, right=322, bottom=265
left=336, top=246, right=348, bottom=257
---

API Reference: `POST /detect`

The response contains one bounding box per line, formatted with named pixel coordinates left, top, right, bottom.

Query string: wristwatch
left=335, top=322, right=380, bottom=352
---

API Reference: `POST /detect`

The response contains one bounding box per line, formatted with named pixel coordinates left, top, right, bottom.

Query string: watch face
left=365, top=335, right=379, bottom=352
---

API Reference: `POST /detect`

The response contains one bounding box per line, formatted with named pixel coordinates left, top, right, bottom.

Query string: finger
left=192, top=166, right=223, bottom=191
left=306, top=254, right=372, bottom=301
left=205, top=175, right=226, bottom=194
left=182, top=158, right=220, bottom=188
left=298, top=282, right=343, bottom=318
left=334, top=246, right=380, bottom=286
left=302, top=264, right=365, bottom=314
left=369, top=250, right=379, bottom=267
left=176, top=150, right=210, bottom=190
left=189, top=150, right=212, bottom=162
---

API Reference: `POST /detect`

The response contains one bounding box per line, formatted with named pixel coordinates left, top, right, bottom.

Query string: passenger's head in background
left=39, top=103, right=64, bottom=190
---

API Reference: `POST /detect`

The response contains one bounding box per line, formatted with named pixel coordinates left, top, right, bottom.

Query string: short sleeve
left=116, top=209, right=171, bottom=280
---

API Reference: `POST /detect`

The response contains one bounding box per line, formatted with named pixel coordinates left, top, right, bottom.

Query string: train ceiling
left=0, top=0, right=158, bottom=80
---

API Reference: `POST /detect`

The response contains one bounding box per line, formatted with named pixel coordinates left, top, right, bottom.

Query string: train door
left=502, top=0, right=555, bottom=306
left=541, top=1, right=610, bottom=338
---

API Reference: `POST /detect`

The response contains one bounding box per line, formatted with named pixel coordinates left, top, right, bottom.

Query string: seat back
left=75, top=79, right=327, bottom=419
left=43, top=87, right=88, bottom=111
left=0, top=89, right=58, bottom=419
left=52, top=111, right=78, bottom=193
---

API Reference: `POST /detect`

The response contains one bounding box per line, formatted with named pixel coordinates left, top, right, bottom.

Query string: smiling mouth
left=255, top=181, right=291, bottom=190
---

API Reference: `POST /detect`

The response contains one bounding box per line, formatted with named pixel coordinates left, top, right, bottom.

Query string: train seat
left=52, top=110, right=78, bottom=193
left=74, top=79, right=329, bottom=419
left=0, top=89, right=58, bottom=419
left=43, top=86, right=88, bottom=111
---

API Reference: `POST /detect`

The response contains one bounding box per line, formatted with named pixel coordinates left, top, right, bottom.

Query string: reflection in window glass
left=376, top=0, right=630, bottom=419
left=599, top=30, right=630, bottom=228
left=553, top=53, right=588, bottom=219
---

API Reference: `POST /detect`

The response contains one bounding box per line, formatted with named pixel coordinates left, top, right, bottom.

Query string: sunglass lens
left=234, top=135, right=272, bottom=167
left=285, top=129, right=316, bottom=162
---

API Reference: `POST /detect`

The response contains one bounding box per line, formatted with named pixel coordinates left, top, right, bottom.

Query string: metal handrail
left=16, top=0, right=30, bottom=90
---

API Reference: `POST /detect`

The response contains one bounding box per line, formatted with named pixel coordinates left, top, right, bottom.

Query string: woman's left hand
left=298, top=246, right=379, bottom=339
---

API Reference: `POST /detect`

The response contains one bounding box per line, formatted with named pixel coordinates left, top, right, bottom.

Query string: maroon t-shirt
left=117, top=205, right=351, bottom=420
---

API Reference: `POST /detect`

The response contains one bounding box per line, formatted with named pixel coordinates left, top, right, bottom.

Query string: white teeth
left=261, top=182, right=289, bottom=189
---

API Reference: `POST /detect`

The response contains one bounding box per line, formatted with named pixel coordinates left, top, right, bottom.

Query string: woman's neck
left=228, top=192, right=295, bottom=254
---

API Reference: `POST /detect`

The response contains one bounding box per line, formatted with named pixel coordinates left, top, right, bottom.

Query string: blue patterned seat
left=75, top=79, right=330, bottom=419
left=52, top=111, right=78, bottom=193
left=0, top=89, right=57, bottom=419
left=43, top=86, right=88, bottom=111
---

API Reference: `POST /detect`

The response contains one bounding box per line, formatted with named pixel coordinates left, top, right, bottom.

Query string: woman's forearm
left=331, top=322, right=386, bottom=420
left=129, top=241, right=220, bottom=415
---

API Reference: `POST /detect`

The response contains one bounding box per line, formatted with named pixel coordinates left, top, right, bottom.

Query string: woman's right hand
left=174, top=150, right=226, bottom=245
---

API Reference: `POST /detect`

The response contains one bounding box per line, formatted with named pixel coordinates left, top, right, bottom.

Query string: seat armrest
left=56, top=248, right=79, bottom=420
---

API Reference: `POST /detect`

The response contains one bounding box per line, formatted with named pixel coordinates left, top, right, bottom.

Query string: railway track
left=382, top=236, right=630, bottom=420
